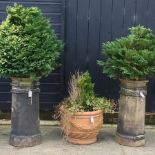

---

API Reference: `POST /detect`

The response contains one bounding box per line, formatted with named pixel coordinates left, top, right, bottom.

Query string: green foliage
left=62, top=71, right=112, bottom=113
left=98, top=26, right=155, bottom=80
left=0, top=4, right=63, bottom=79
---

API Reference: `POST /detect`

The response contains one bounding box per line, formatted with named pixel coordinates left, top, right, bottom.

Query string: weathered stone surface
left=9, top=134, right=41, bottom=147
left=1, top=125, right=155, bottom=155
left=10, top=78, right=41, bottom=147
left=115, top=132, right=145, bottom=147
left=116, top=80, right=148, bottom=147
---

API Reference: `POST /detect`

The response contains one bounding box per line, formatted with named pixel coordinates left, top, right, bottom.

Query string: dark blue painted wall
left=65, top=0, right=155, bottom=112
left=0, top=0, right=155, bottom=112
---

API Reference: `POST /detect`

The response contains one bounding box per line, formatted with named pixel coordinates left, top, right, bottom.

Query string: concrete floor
left=0, top=124, right=155, bottom=155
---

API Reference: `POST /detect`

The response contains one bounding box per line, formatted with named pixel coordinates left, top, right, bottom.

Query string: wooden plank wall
left=65, top=0, right=155, bottom=112
left=0, top=0, right=155, bottom=112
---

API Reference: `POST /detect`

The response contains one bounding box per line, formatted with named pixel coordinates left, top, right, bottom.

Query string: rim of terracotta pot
left=72, top=110, right=103, bottom=116
left=60, top=106, right=103, bottom=116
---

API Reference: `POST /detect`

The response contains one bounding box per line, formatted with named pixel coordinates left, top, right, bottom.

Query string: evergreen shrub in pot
left=0, top=4, right=63, bottom=147
left=60, top=72, right=112, bottom=145
left=98, top=26, right=155, bottom=146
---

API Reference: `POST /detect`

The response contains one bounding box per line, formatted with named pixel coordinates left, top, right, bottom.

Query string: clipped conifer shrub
left=98, top=26, right=155, bottom=80
left=0, top=4, right=63, bottom=79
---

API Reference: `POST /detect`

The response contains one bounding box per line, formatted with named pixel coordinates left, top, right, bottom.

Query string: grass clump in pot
left=61, top=71, right=112, bottom=114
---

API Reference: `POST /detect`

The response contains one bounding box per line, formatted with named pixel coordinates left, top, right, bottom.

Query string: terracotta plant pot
left=116, top=79, right=148, bottom=147
left=60, top=106, right=103, bottom=145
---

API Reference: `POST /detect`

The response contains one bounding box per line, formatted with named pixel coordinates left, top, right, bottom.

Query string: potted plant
left=60, top=71, right=112, bottom=145
left=0, top=4, right=63, bottom=147
left=98, top=26, right=155, bottom=146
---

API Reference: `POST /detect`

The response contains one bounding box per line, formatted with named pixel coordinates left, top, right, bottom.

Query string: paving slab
left=0, top=124, right=155, bottom=155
